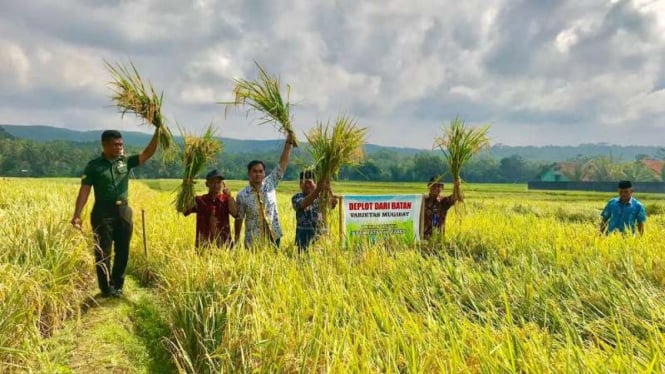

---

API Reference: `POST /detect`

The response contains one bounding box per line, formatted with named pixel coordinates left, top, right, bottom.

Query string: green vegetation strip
left=39, top=278, right=175, bottom=374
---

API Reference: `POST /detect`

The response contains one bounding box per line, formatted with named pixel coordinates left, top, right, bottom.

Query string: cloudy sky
left=1, top=0, right=664, bottom=148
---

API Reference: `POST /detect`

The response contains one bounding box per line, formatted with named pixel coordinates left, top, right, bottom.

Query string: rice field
left=2, top=177, right=665, bottom=373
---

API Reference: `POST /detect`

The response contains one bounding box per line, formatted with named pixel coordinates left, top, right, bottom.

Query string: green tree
left=340, top=161, right=382, bottom=180
left=583, top=156, right=623, bottom=181
left=412, top=153, right=446, bottom=181
left=462, top=156, right=499, bottom=182
left=499, top=155, right=527, bottom=182
left=622, top=162, right=659, bottom=181
left=0, top=126, right=14, bottom=140
left=560, top=163, right=586, bottom=181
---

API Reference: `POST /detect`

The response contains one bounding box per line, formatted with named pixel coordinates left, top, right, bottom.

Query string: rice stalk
left=105, top=60, right=174, bottom=151
left=434, top=116, right=489, bottom=209
left=175, top=125, right=222, bottom=213
left=305, top=114, right=366, bottom=229
left=222, top=62, right=298, bottom=146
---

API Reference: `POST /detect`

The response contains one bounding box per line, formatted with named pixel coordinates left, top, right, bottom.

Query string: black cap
left=206, top=169, right=224, bottom=180
left=428, top=176, right=444, bottom=186
left=618, top=180, right=632, bottom=189
left=300, top=169, right=316, bottom=181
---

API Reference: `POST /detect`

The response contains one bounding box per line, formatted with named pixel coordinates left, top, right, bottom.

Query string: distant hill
left=1, top=124, right=662, bottom=161
left=0, top=124, right=424, bottom=155
left=0, top=126, right=14, bottom=140
left=489, top=143, right=663, bottom=162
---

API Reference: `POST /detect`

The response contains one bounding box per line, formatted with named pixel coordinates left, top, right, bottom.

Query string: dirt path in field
left=41, top=276, right=174, bottom=373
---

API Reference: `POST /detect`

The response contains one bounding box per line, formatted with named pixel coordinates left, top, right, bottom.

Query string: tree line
left=0, top=133, right=663, bottom=183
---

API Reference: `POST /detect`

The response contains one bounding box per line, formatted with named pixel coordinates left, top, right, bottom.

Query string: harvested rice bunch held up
left=175, top=125, right=222, bottom=213
left=224, top=62, right=299, bottom=146
left=106, top=61, right=174, bottom=151
left=306, top=114, right=367, bottom=228
left=434, top=116, right=490, bottom=212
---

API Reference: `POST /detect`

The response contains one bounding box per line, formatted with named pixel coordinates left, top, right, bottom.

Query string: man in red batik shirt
left=184, top=169, right=238, bottom=249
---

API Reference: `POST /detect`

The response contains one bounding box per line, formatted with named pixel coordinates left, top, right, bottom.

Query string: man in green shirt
left=71, top=129, right=159, bottom=297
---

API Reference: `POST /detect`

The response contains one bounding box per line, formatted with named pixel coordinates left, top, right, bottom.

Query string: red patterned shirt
left=185, top=193, right=232, bottom=247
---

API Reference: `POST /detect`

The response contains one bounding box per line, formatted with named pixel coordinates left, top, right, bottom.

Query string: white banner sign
left=342, top=194, right=423, bottom=242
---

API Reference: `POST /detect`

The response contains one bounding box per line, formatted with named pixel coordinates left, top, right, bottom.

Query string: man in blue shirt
left=600, top=180, right=646, bottom=236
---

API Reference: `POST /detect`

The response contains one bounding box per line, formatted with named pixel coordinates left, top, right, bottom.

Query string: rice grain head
left=105, top=60, right=174, bottom=152
left=175, top=125, right=222, bottom=213
left=222, top=62, right=298, bottom=146
left=305, top=114, right=367, bottom=229
left=433, top=116, right=490, bottom=211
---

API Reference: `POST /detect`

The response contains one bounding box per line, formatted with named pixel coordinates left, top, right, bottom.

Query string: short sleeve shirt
left=184, top=193, right=232, bottom=247
left=601, top=197, right=646, bottom=235
left=423, top=195, right=455, bottom=240
left=236, top=166, right=283, bottom=246
left=81, top=154, right=140, bottom=202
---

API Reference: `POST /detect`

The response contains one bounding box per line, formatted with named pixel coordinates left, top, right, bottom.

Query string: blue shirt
left=601, top=197, right=646, bottom=235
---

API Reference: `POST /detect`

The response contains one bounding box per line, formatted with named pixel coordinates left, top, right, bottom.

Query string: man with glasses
left=235, top=133, right=295, bottom=248
left=71, top=128, right=160, bottom=297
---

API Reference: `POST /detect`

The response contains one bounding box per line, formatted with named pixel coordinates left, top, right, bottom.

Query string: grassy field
left=1, top=177, right=665, bottom=373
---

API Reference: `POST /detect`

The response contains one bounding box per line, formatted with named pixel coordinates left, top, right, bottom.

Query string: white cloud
left=0, top=41, right=31, bottom=88
left=0, top=0, right=664, bottom=147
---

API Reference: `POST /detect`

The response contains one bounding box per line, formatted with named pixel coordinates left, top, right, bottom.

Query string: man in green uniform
left=71, top=129, right=159, bottom=297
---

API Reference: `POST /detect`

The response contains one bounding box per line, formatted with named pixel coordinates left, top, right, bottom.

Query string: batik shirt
left=291, top=192, right=323, bottom=233
left=422, top=195, right=455, bottom=240
left=236, top=166, right=283, bottom=246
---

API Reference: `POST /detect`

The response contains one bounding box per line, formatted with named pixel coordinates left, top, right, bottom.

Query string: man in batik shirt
left=423, top=176, right=462, bottom=240
left=291, top=170, right=337, bottom=251
left=235, top=133, right=294, bottom=248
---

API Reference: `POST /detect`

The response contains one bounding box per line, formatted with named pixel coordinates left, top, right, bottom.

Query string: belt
left=95, top=199, right=128, bottom=207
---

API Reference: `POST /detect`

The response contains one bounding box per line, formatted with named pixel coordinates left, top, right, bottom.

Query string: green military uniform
left=82, top=154, right=139, bottom=294
left=82, top=154, right=139, bottom=202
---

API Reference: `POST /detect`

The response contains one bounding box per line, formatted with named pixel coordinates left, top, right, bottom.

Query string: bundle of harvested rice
left=305, top=114, right=366, bottom=228
left=224, top=62, right=298, bottom=146
left=433, top=116, right=490, bottom=205
left=175, top=125, right=222, bottom=213
left=106, top=60, right=173, bottom=151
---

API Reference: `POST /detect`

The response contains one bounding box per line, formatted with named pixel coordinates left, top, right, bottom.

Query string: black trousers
left=91, top=203, right=133, bottom=293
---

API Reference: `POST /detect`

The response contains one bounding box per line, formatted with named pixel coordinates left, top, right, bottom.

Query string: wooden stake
left=338, top=196, right=344, bottom=243
left=141, top=209, right=148, bottom=257
left=419, top=195, right=426, bottom=240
